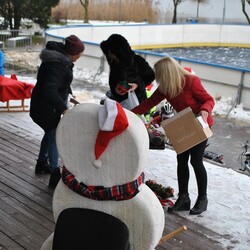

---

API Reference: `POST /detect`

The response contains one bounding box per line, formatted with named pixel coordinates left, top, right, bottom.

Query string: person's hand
left=115, top=85, right=127, bottom=95
left=200, top=110, right=208, bottom=123
left=62, top=109, right=68, bottom=115
left=128, top=83, right=138, bottom=91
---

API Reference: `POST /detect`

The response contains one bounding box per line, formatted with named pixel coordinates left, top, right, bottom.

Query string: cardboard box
left=161, top=107, right=213, bottom=154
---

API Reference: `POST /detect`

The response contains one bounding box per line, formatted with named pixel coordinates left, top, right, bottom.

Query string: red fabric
left=132, top=75, right=214, bottom=127
left=150, top=115, right=161, bottom=126
left=62, top=166, right=145, bottom=201
left=146, top=82, right=154, bottom=91
left=10, top=74, right=18, bottom=80
left=184, top=67, right=192, bottom=73
left=95, top=101, right=129, bottom=160
left=0, top=76, right=34, bottom=102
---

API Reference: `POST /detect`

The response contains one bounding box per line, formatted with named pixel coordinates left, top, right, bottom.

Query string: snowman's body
left=41, top=103, right=165, bottom=250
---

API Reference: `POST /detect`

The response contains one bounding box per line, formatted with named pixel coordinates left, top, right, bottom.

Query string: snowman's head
left=56, top=101, right=149, bottom=187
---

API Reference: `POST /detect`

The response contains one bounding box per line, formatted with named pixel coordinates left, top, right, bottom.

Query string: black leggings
left=176, top=140, right=208, bottom=197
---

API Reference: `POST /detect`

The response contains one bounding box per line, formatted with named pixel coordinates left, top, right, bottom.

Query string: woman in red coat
left=132, top=56, right=215, bottom=215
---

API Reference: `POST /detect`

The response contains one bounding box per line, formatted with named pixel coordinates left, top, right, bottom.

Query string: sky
left=4, top=68, right=250, bottom=249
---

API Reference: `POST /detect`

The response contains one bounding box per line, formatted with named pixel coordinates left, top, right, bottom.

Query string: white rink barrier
left=45, top=23, right=250, bottom=109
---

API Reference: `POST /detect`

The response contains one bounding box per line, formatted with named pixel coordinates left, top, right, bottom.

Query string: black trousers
left=176, top=139, right=208, bottom=197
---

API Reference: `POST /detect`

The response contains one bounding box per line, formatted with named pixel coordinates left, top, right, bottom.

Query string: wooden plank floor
left=0, top=111, right=225, bottom=250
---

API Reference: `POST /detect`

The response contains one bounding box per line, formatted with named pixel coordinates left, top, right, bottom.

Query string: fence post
left=237, top=71, right=245, bottom=105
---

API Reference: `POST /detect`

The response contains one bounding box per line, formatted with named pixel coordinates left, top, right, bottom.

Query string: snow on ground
left=147, top=149, right=250, bottom=249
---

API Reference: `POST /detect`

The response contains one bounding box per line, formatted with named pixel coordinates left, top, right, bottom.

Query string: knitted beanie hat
left=65, top=35, right=85, bottom=55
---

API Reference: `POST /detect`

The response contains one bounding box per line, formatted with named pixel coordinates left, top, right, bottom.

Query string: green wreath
left=145, top=179, right=174, bottom=199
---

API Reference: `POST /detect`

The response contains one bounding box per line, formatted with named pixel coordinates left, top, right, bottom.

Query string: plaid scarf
left=62, top=166, right=145, bottom=201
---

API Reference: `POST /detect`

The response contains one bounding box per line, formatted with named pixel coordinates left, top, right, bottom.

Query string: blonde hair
left=154, top=57, right=192, bottom=98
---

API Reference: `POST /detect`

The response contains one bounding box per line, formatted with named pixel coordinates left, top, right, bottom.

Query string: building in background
left=157, top=0, right=250, bottom=24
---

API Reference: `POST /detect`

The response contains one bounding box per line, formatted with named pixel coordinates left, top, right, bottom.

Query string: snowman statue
left=41, top=99, right=165, bottom=250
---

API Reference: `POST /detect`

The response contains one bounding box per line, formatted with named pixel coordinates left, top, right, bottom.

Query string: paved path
left=208, top=116, right=250, bottom=176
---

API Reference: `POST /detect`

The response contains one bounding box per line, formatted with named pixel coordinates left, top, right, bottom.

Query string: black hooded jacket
left=30, top=41, right=74, bottom=131
left=100, top=34, right=155, bottom=103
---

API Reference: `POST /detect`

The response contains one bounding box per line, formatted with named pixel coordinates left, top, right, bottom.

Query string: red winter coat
left=132, top=75, right=215, bottom=127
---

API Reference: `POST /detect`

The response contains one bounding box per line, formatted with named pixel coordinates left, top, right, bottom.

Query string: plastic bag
left=120, top=91, right=139, bottom=110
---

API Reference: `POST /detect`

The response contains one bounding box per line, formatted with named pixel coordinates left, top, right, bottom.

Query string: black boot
left=190, top=195, right=208, bottom=215
left=168, top=193, right=191, bottom=213
left=49, top=167, right=61, bottom=188
left=35, top=159, right=50, bottom=174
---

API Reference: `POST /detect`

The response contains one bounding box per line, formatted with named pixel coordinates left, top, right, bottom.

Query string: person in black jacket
left=100, top=34, right=155, bottom=104
left=30, top=35, right=84, bottom=188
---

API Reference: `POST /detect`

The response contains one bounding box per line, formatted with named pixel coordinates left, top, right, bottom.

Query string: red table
left=0, top=75, right=34, bottom=112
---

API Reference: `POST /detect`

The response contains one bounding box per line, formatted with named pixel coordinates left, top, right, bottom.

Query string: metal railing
left=0, top=29, right=33, bottom=49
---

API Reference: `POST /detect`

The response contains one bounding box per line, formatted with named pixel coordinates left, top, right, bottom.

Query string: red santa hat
left=184, top=67, right=196, bottom=75
left=95, top=98, right=129, bottom=160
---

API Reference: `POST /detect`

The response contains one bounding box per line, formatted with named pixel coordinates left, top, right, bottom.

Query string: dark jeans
left=38, top=129, right=58, bottom=171
left=176, top=140, right=208, bottom=197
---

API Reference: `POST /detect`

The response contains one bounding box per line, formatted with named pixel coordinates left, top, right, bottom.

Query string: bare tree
left=191, top=0, right=209, bottom=19
left=241, top=0, right=250, bottom=24
left=0, top=0, right=59, bottom=30
left=79, top=0, right=89, bottom=23
left=172, top=0, right=182, bottom=23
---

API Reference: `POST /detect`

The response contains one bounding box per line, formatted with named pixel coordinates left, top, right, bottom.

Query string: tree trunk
left=79, top=0, right=89, bottom=23
left=196, top=2, right=200, bottom=18
left=242, top=0, right=250, bottom=24
left=172, top=3, right=178, bottom=23
left=84, top=4, right=89, bottom=23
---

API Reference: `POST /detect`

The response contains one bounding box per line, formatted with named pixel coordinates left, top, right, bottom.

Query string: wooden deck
left=0, top=110, right=225, bottom=250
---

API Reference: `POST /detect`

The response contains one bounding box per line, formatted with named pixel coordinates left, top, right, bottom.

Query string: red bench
left=0, top=75, right=34, bottom=112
